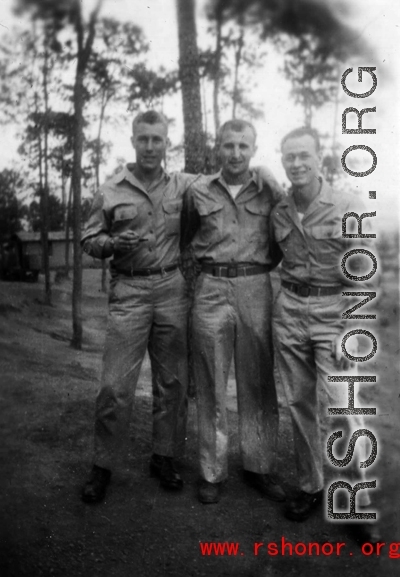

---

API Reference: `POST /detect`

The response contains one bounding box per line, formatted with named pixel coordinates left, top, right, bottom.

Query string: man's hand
left=331, top=335, right=357, bottom=370
left=114, top=230, right=141, bottom=253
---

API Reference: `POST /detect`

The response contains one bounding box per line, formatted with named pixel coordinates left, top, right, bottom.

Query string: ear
left=166, top=136, right=171, bottom=149
left=252, top=144, right=258, bottom=158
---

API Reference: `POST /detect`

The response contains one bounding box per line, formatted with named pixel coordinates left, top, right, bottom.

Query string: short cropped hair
left=132, top=110, right=168, bottom=135
left=217, top=119, right=257, bottom=145
left=281, top=126, right=321, bottom=153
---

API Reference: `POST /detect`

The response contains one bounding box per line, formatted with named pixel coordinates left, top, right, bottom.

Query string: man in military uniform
left=81, top=110, right=195, bottom=503
left=183, top=119, right=285, bottom=504
left=271, top=127, right=376, bottom=527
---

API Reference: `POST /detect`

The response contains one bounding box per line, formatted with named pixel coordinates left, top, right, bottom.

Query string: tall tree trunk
left=201, top=76, right=208, bottom=135
left=95, top=90, right=108, bottom=293
left=176, top=0, right=205, bottom=395
left=213, top=6, right=223, bottom=134
left=61, top=157, right=66, bottom=217
left=71, top=0, right=102, bottom=349
left=231, top=25, right=244, bottom=119
left=32, top=20, right=51, bottom=302
left=33, top=88, right=46, bottom=289
left=71, top=65, right=84, bottom=349
left=42, top=34, right=51, bottom=304
left=64, top=177, right=72, bottom=276
left=176, top=0, right=205, bottom=173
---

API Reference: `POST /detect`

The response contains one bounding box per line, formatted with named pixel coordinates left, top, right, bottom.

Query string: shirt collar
left=280, top=177, right=333, bottom=208
left=114, top=163, right=171, bottom=187
left=211, top=169, right=261, bottom=192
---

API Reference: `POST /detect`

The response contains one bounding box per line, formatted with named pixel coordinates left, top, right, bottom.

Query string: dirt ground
left=0, top=268, right=399, bottom=577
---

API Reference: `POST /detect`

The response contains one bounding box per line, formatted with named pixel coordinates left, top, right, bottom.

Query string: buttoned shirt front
left=182, top=171, right=284, bottom=266
left=82, top=164, right=195, bottom=270
left=271, top=178, right=370, bottom=287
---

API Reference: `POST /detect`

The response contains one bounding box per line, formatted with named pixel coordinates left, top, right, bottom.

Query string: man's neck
left=222, top=170, right=252, bottom=186
left=293, top=177, right=321, bottom=213
left=131, top=164, right=163, bottom=189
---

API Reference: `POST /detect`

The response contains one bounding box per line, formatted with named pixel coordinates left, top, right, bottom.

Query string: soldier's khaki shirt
left=82, top=164, right=195, bottom=270
left=271, top=178, right=374, bottom=287
left=182, top=171, right=284, bottom=266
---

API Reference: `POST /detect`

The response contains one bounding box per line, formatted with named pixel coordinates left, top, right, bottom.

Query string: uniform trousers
left=192, top=272, right=279, bottom=483
left=94, top=269, right=188, bottom=470
left=273, top=287, right=372, bottom=506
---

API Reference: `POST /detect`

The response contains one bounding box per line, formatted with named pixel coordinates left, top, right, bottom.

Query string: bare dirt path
left=0, top=270, right=398, bottom=577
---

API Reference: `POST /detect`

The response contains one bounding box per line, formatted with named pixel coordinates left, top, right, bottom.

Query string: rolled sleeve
left=81, top=190, right=112, bottom=259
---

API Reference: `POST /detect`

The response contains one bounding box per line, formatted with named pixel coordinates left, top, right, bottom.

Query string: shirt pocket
left=310, top=224, right=342, bottom=265
left=111, top=205, right=138, bottom=235
left=244, top=201, right=270, bottom=244
left=197, top=201, right=224, bottom=238
left=163, top=199, right=183, bottom=237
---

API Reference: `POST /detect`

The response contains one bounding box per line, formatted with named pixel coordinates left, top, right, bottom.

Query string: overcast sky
left=1, top=0, right=399, bottom=229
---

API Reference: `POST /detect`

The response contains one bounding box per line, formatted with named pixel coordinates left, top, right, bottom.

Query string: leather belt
left=201, top=263, right=270, bottom=278
left=282, top=280, right=341, bottom=297
left=113, top=263, right=178, bottom=277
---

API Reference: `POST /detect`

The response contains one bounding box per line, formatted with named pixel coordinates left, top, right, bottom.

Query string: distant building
left=1, top=231, right=102, bottom=281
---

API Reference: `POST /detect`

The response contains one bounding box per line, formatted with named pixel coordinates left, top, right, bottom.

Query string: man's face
left=281, top=134, right=321, bottom=188
left=131, top=122, right=168, bottom=172
left=218, top=127, right=256, bottom=180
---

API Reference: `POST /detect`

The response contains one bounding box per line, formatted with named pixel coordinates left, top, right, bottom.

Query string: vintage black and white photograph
left=0, top=0, right=399, bottom=575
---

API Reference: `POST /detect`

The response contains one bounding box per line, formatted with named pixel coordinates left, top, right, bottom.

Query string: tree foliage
left=208, top=0, right=371, bottom=58
left=282, top=34, right=340, bottom=127
left=0, top=169, right=26, bottom=242
left=200, top=18, right=268, bottom=133
left=28, top=194, right=65, bottom=232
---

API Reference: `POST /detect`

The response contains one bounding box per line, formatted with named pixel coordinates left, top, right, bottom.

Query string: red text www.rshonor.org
left=199, top=538, right=400, bottom=558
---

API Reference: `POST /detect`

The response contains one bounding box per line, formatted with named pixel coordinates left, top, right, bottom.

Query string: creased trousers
left=192, top=272, right=279, bottom=483
left=93, top=269, right=188, bottom=470
left=273, top=288, right=372, bottom=505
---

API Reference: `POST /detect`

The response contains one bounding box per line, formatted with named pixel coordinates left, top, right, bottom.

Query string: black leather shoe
left=150, top=454, right=183, bottom=491
left=81, top=465, right=111, bottom=504
left=284, top=490, right=323, bottom=522
left=243, top=470, right=286, bottom=502
left=198, top=479, right=222, bottom=504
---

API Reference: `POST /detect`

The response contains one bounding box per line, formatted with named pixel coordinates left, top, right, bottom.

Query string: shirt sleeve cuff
left=82, top=234, right=111, bottom=259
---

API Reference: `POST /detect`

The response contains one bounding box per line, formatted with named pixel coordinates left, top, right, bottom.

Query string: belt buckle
left=227, top=266, right=237, bottom=278
left=298, top=285, right=311, bottom=297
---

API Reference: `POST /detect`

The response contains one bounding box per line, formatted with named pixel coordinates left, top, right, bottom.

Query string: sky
left=1, top=0, right=399, bottom=229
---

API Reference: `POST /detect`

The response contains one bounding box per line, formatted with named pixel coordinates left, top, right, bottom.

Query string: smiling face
left=131, top=121, right=168, bottom=174
left=218, top=126, right=256, bottom=182
left=281, top=134, right=321, bottom=190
